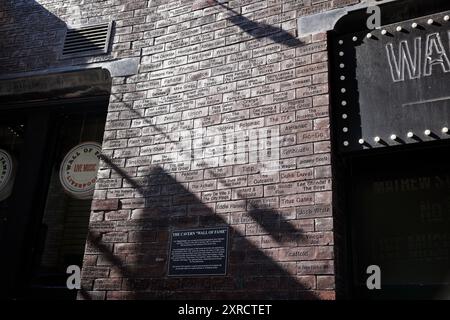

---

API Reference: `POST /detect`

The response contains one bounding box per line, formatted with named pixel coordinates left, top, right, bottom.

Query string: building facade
left=0, top=0, right=449, bottom=300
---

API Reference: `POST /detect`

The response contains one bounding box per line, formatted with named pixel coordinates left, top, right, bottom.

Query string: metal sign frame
left=333, top=11, right=450, bottom=152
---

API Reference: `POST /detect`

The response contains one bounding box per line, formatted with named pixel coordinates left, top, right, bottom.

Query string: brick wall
left=0, top=0, right=362, bottom=300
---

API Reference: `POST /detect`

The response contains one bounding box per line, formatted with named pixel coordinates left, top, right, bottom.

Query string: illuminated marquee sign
left=59, top=142, right=102, bottom=200
left=333, top=11, right=450, bottom=152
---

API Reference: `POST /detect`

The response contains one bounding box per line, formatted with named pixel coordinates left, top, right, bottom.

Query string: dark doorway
left=345, top=142, right=450, bottom=299
left=0, top=98, right=108, bottom=300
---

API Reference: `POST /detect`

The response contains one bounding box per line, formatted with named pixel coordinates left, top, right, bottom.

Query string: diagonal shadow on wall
left=210, top=0, right=302, bottom=47
left=0, top=0, right=330, bottom=300
left=0, top=0, right=65, bottom=75
left=81, top=156, right=323, bottom=299
left=79, top=91, right=331, bottom=299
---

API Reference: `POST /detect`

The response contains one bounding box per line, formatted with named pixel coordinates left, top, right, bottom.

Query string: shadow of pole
left=211, top=0, right=303, bottom=47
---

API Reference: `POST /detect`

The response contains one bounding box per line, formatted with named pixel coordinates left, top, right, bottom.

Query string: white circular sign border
left=59, top=142, right=102, bottom=200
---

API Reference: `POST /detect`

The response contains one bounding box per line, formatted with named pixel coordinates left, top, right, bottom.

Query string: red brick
left=93, top=278, right=122, bottom=291
left=297, top=260, right=335, bottom=275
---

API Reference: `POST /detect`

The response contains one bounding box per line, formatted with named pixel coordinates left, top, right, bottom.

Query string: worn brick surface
left=0, top=0, right=362, bottom=300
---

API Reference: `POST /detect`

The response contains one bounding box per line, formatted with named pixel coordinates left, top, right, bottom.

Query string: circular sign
left=59, top=142, right=102, bottom=200
left=0, top=149, right=15, bottom=202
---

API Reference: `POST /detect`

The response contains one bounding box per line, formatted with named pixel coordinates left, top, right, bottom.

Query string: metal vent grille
left=61, top=22, right=113, bottom=59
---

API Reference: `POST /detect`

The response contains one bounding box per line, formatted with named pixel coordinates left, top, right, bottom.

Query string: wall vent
left=61, top=22, right=113, bottom=59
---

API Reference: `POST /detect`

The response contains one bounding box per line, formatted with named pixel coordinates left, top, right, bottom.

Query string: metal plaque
left=333, top=11, right=450, bottom=152
left=168, top=227, right=229, bottom=276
